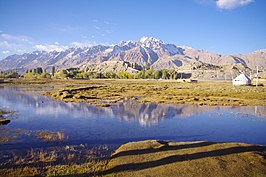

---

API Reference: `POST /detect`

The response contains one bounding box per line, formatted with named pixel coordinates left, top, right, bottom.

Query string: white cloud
left=1, top=33, right=31, bottom=42
left=94, top=25, right=101, bottom=30
left=71, top=42, right=85, bottom=48
left=196, top=0, right=214, bottom=5
left=2, top=50, right=10, bottom=54
left=0, top=34, right=35, bottom=59
left=105, top=29, right=112, bottom=34
left=34, top=43, right=68, bottom=52
left=71, top=41, right=93, bottom=48
left=55, top=25, right=83, bottom=33
left=16, top=49, right=26, bottom=53
left=0, top=32, right=104, bottom=59
left=0, top=41, right=11, bottom=48
left=81, top=35, right=88, bottom=39
left=216, top=0, right=254, bottom=9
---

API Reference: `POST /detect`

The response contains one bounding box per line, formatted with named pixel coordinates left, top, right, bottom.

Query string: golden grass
left=0, top=144, right=110, bottom=177
left=0, top=161, right=107, bottom=177
left=36, top=130, right=65, bottom=142
left=104, top=140, right=266, bottom=177
left=41, top=79, right=266, bottom=106
left=0, top=109, right=12, bottom=126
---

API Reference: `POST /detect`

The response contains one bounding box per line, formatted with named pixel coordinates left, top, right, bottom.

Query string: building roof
left=233, top=73, right=251, bottom=82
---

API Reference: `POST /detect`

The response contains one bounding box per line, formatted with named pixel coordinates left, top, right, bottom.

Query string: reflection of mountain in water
left=110, top=101, right=266, bottom=126
left=110, top=99, right=217, bottom=126
left=0, top=87, right=265, bottom=126
left=0, top=86, right=111, bottom=119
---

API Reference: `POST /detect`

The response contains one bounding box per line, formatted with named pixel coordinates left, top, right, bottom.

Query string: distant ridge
left=0, top=37, right=265, bottom=72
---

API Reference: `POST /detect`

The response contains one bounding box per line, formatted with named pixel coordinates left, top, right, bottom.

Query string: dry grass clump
left=0, top=144, right=111, bottom=177
left=36, top=130, right=65, bottom=142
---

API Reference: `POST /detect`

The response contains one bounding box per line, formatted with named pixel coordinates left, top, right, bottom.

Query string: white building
left=232, top=73, right=251, bottom=86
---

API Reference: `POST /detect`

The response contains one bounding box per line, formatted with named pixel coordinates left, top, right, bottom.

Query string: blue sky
left=0, top=0, right=266, bottom=59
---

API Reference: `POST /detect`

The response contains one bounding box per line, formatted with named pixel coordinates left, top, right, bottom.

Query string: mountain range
left=0, top=36, right=265, bottom=72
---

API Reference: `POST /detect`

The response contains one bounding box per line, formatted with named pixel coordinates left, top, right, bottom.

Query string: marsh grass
left=36, top=130, right=65, bottom=142
left=0, top=128, right=32, bottom=143
left=0, top=109, right=14, bottom=126
left=43, top=80, right=266, bottom=106
left=0, top=144, right=111, bottom=177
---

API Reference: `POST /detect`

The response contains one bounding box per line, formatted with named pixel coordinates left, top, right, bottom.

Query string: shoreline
left=4, top=78, right=263, bottom=106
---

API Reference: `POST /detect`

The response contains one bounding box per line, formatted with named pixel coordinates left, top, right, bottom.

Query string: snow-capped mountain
left=0, top=36, right=265, bottom=72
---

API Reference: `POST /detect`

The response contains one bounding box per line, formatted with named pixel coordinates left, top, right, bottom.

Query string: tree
left=162, top=70, right=170, bottom=79
left=118, top=72, right=133, bottom=79
left=168, top=70, right=177, bottom=80
left=154, top=70, right=163, bottom=79
left=24, top=72, right=36, bottom=79
left=145, top=63, right=151, bottom=70
left=108, top=72, right=117, bottom=79
left=145, top=69, right=154, bottom=79
left=36, top=67, right=43, bottom=74
left=136, top=70, right=145, bottom=79
left=56, top=71, right=67, bottom=79
left=37, top=73, right=51, bottom=79
left=99, top=72, right=102, bottom=79
left=52, top=66, right=55, bottom=76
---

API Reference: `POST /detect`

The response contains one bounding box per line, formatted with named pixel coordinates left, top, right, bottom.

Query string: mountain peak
left=139, top=36, right=164, bottom=44
left=118, top=40, right=136, bottom=47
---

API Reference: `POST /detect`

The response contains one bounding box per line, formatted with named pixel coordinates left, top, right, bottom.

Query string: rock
left=0, top=118, right=11, bottom=125
left=104, top=140, right=266, bottom=177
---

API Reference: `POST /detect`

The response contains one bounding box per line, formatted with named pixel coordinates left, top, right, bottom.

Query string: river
left=0, top=86, right=266, bottom=167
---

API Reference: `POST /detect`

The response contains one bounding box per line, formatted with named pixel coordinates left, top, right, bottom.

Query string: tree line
left=55, top=68, right=183, bottom=80
left=1, top=66, right=187, bottom=80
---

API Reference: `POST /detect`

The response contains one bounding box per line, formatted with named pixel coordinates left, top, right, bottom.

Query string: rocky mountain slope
left=0, top=37, right=265, bottom=72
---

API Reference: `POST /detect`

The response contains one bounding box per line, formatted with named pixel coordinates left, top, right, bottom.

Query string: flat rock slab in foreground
left=104, top=140, right=266, bottom=177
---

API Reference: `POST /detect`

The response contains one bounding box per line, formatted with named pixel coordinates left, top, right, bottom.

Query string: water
left=1, top=86, right=266, bottom=149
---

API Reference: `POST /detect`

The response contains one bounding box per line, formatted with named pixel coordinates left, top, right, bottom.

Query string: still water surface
left=0, top=86, right=266, bottom=149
